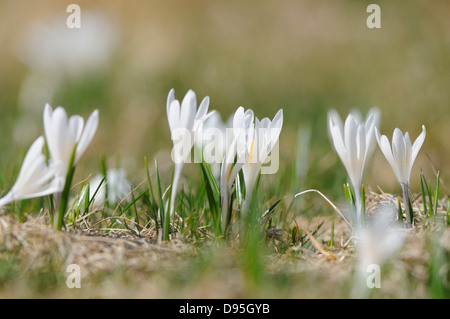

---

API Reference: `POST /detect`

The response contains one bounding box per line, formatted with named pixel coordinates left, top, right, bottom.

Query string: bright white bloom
left=43, top=104, right=99, bottom=186
left=167, top=89, right=211, bottom=164
left=166, top=88, right=211, bottom=215
left=375, top=125, right=426, bottom=186
left=89, top=169, right=132, bottom=209
left=328, top=109, right=379, bottom=226
left=241, top=109, right=283, bottom=211
left=219, top=107, right=254, bottom=222
left=0, top=137, right=61, bottom=206
left=328, top=109, right=379, bottom=196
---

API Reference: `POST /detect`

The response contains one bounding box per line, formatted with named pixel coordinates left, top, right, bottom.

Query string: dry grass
left=0, top=191, right=448, bottom=298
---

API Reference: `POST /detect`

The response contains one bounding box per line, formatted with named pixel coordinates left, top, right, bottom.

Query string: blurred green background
left=0, top=0, right=449, bottom=200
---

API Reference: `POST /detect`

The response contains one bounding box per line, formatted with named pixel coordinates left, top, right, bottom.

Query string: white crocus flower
left=166, top=88, right=211, bottom=215
left=375, top=126, right=426, bottom=187
left=43, top=104, right=99, bottom=188
left=0, top=137, right=61, bottom=206
left=328, top=109, right=379, bottom=227
left=89, top=169, right=132, bottom=209
left=241, top=109, right=283, bottom=213
left=375, top=125, right=426, bottom=225
left=195, top=111, right=234, bottom=179
left=219, top=107, right=254, bottom=226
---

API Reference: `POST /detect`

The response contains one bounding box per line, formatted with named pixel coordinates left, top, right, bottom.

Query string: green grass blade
left=200, top=160, right=221, bottom=235
left=155, top=159, right=168, bottom=241
left=85, top=177, right=105, bottom=214
left=433, top=171, right=440, bottom=218
left=55, top=144, right=77, bottom=231
left=99, top=155, right=108, bottom=207
left=144, top=156, right=157, bottom=210
left=420, top=172, right=428, bottom=216
left=428, top=180, right=433, bottom=217
left=397, top=197, right=404, bottom=225
left=69, top=183, right=90, bottom=223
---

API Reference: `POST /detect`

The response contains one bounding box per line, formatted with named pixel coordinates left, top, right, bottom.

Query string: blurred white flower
left=328, top=108, right=379, bottom=226
left=14, top=12, right=116, bottom=144
left=43, top=104, right=99, bottom=187
left=16, top=11, right=118, bottom=82
left=375, top=126, right=426, bottom=186
left=0, top=137, right=61, bottom=206
left=352, top=206, right=406, bottom=298
left=89, top=169, right=132, bottom=209
left=241, top=109, right=283, bottom=212
left=166, top=88, right=212, bottom=215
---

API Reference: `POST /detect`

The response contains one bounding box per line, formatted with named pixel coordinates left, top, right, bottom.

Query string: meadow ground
left=0, top=190, right=448, bottom=298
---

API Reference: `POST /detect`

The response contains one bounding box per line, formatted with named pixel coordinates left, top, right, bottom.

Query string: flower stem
left=401, top=183, right=413, bottom=227
left=54, top=145, right=77, bottom=231
left=354, top=188, right=362, bottom=229
left=170, top=163, right=182, bottom=218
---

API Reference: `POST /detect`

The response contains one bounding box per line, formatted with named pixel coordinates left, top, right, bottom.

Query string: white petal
left=344, top=115, right=357, bottom=163
left=376, top=130, right=392, bottom=166
left=356, top=124, right=366, bottom=163
left=327, top=110, right=343, bottom=136
left=14, top=137, right=46, bottom=190
left=331, top=125, right=347, bottom=165
left=404, top=132, right=412, bottom=168
left=180, top=90, right=197, bottom=130
left=166, top=88, right=175, bottom=119
left=168, top=100, right=180, bottom=133
left=410, top=125, right=426, bottom=167
left=68, top=115, right=84, bottom=143
left=244, top=109, right=254, bottom=129
left=349, top=109, right=363, bottom=124
left=195, top=96, right=210, bottom=121
left=232, top=107, right=245, bottom=135
left=51, top=107, right=70, bottom=161
left=259, top=117, right=270, bottom=129
left=391, top=128, right=407, bottom=183
left=364, top=113, right=377, bottom=158
left=75, top=109, right=99, bottom=163
left=366, top=107, right=381, bottom=129
left=269, top=109, right=283, bottom=151
left=271, top=109, right=283, bottom=131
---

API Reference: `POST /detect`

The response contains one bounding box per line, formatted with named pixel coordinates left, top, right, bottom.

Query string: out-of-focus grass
left=0, top=0, right=449, bottom=196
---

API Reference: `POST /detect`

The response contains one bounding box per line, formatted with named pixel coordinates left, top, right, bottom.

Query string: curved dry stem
left=294, top=189, right=353, bottom=230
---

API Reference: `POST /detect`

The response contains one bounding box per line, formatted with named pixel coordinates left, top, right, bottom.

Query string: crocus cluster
left=166, top=89, right=283, bottom=229
left=0, top=104, right=99, bottom=230
left=0, top=86, right=427, bottom=236
left=328, top=108, right=426, bottom=228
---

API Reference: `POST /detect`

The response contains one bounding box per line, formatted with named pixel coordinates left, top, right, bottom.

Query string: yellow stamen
left=227, top=166, right=232, bottom=183
left=249, top=139, right=255, bottom=164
